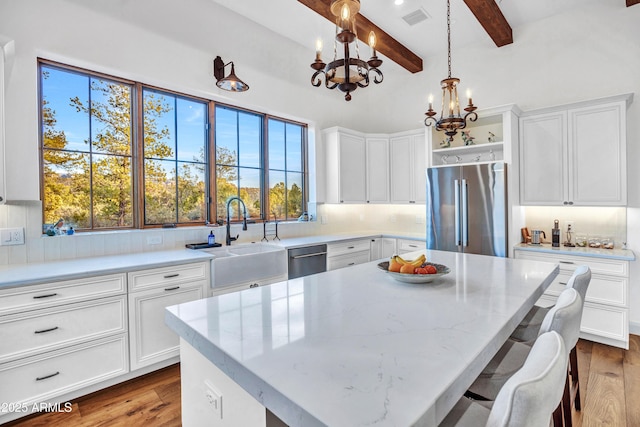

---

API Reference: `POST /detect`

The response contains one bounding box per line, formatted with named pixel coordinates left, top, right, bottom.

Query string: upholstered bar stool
left=511, top=265, right=591, bottom=412
left=466, top=287, right=583, bottom=426
left=439, top=331, right=568, bottom=427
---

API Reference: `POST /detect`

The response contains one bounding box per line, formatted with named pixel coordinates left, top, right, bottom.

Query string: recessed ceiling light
left=395, top=0, right=404, bottom=5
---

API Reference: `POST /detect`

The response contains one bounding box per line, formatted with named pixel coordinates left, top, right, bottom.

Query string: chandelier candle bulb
left=368, top=31, right=377, bottom=55
left=315, top=38, right=323, bottom=60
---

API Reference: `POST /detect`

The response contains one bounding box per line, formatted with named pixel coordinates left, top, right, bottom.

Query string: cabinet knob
left=250, top=283, right=260, bottom=288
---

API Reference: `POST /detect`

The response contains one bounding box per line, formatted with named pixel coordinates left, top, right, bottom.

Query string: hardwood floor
left=6, top=335, right=640, bottom=426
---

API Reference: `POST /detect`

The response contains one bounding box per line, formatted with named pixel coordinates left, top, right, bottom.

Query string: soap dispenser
left=208, top=231, right=215, bottom=246
left=552, top=220, right=560, bottom=247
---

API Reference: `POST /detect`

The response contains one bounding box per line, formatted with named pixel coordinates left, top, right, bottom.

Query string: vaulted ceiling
left=210, top=0, right=639, bottom=75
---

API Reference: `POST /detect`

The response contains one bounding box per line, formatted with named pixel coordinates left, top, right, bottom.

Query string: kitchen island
left=165, top=249, right=559, bottom=427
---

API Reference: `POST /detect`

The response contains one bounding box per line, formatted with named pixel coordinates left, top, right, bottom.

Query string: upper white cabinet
left=324, top=128, right=366, bottom=204
left=389, top=131, right=426, bottom=204
left=365, top=137, right=389, bottom=203
left=323, top=128, right=389, bottom=204
left=0, top=44, right=6, bottom=204
left=519, top=94, right=631, bottom=206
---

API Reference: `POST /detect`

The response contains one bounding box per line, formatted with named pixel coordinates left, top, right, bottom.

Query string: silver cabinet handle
left=559, top=282, right=567, bottom=286
left=408, top=244, right=418, bottom=248
left=249, top=283, right=259, bottom=288
left=291, top=252, right=327, bottom=259
left=163, top=273, right=180, bottom=279
left=348, top=262, right=355, bottom=266
left=347, top=246, right=355, bottom=249
left=559, top=261, right=575, bottom=264
left=164, top=286, right=180, bottom=291
left=36, top=371, right=60, bottom=381
left=461, top=179, right=468, bottom=247
left=454, top=179, right=461, bottom=246
left=35, top=326, right=59, bottom=334
left=33, top=293, right=58, bottom=299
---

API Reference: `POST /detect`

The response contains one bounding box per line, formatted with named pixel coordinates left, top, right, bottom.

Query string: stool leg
left=570, top=345, right=581, bottom=411
left=562, top=370, right=572, bottom=427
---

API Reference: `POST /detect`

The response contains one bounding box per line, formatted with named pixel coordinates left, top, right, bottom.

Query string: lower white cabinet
left=514, top=249, right=629, bottom=349
left=128, top=262, right=208, bottom=370
left=0, top=335, right=128, bottom=408
left=0, top=274, right=128, bottom=422
left=396, top=238, right=425, bottom=255
left=327, top=239, right=371, bottom=271
left=370, top=237, right=396, bottom=261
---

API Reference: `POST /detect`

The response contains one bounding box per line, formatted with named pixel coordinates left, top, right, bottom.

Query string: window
left=142, top=89, right=208, bottom=225
left=41, top=64, right=134, bottom=229
left=39, top=60, right=307, bottom=232
left=267, top=118, right=305, bottom=221
left=215, top=106, right=263, bottom=222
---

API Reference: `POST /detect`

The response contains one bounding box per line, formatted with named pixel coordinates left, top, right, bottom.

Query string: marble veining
left=166, top=250, right=558, bottom=427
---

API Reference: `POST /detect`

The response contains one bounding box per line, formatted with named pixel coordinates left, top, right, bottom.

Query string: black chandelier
left=424, top=0, right=478, bottom=141
left=310, top=0, right=383, bottom=101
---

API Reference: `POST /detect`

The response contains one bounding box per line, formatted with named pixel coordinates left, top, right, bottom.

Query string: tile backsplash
left=0, top=201, right=428, bottom=266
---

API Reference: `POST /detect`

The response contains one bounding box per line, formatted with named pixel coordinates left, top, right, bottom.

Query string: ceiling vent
left=402, top=8, right=431, bottom=26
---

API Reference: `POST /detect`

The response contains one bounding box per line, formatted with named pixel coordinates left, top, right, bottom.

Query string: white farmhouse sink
left=202, top=243, right=287, bottom=288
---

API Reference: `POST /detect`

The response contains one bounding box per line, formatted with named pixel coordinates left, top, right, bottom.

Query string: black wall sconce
left=213, top=56, right=249, bottom=92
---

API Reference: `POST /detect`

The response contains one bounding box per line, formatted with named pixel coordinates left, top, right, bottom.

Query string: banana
left=410, top=254, right=426, bottom=267
left=393, top=255, right=407, bottom=265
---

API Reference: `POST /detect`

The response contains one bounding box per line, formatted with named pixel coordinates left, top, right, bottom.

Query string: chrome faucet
left=225, top=196, right=248, bottom=246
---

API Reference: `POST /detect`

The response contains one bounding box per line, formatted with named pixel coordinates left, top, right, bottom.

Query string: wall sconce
left=213, top=56, right=249, bottom=92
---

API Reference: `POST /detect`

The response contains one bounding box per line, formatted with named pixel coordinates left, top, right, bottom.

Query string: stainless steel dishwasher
left=287, top=244, right=327, bottom=279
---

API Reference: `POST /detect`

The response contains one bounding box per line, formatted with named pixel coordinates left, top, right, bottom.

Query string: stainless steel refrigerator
left=426, top=162, right=507, bottom=257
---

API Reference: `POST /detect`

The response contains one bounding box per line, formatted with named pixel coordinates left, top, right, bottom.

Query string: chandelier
left=424, top=0, right=477, bottom=141
left=310, top=0, right=383, bottom=101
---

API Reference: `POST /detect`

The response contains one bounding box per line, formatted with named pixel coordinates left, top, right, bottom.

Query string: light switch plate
left=0, top=227, right=25, bottom=246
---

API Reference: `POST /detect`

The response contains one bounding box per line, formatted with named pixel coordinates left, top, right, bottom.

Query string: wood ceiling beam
left=297, top=0, right=423, bottom=74
left=627, top=0, right=640, bottom=6
left=463, top=0, right=513, bottom=47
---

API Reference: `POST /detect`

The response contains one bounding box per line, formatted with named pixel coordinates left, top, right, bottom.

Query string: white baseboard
left=630, top=321, right=640, bottom=336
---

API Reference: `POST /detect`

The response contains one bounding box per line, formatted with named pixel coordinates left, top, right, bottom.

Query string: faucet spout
left=225, top=196, right=248, bottom=246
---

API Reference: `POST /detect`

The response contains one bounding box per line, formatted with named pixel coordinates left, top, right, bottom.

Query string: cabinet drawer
left=0, top=274, right=126, bottom=316
left=0, top=335, right=128, bottom=407
left=581, top=303, right=628, bottom=345
left=128, top=262, right=208, bottom=292
left=544, top=273, right=627, bottom=307
left=397, top=239, right=424, bottom=254
left=0, top=296, right=127, bottom=364
left=514, top=250, right=627, bottom=276
left=327, top=251, right=370, bottom=271
left=327, top=240, right=371, bottom=257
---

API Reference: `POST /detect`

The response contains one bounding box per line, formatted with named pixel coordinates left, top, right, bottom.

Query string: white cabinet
left=0, top=45, right=5, bottom=204
left=323, top=128, right=390, bottom=204
left=519, top=94, right=631, bottom=206
left=127, top=262, right=208, bottom=370
left=365, top=137, right=389, bottom=203
left=514, top=249, right=629, bottom=349
left=327, top=239, right=371, bottom=271
left=0, top=274, right=129, bottom=420
left=389, top=131, right=426, bottom=204
left=370, top=237, right=396, bottom=261
left=324, top=128, right=366, bottom=204
left=396, top=238, right=425, bottom=255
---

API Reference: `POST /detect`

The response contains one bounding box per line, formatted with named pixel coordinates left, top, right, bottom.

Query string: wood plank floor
left=6, top=335, right=640, bottom=426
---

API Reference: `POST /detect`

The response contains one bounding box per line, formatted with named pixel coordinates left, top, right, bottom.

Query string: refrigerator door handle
left=454, top=179, right=461, bottom=246
left=461, top=179, right=469, bottom=247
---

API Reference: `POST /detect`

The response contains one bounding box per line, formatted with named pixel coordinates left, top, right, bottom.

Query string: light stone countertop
left=266, top=231, right=426, bottom=250
left=514, top=243, right=635, bottom=261
left=165, top=249, right=559, bottom=427
left=0, top=250, right=214, bottom=289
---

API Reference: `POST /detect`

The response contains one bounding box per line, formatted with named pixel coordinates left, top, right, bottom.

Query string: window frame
left=38, top=59, right=308, bottom=232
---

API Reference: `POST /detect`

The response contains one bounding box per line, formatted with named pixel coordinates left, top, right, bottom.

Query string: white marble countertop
left=514, top=243, right=635, bottom=261
left=0, top=250, right=213, bottom=289
left=165, top=250, right=559, bottom=427
left=269, top=232, right=425, bottom=250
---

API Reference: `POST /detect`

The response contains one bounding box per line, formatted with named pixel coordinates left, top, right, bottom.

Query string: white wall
left=1, top=0, right=640, bottom=329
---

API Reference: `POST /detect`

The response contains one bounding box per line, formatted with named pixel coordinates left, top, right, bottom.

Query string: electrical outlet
left=0, top=228, right=25, bottom=246
left=204, top=381, right=222, bottom=419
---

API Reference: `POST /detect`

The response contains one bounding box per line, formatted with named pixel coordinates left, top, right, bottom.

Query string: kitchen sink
left=201, top=243, right=287, bottom=288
